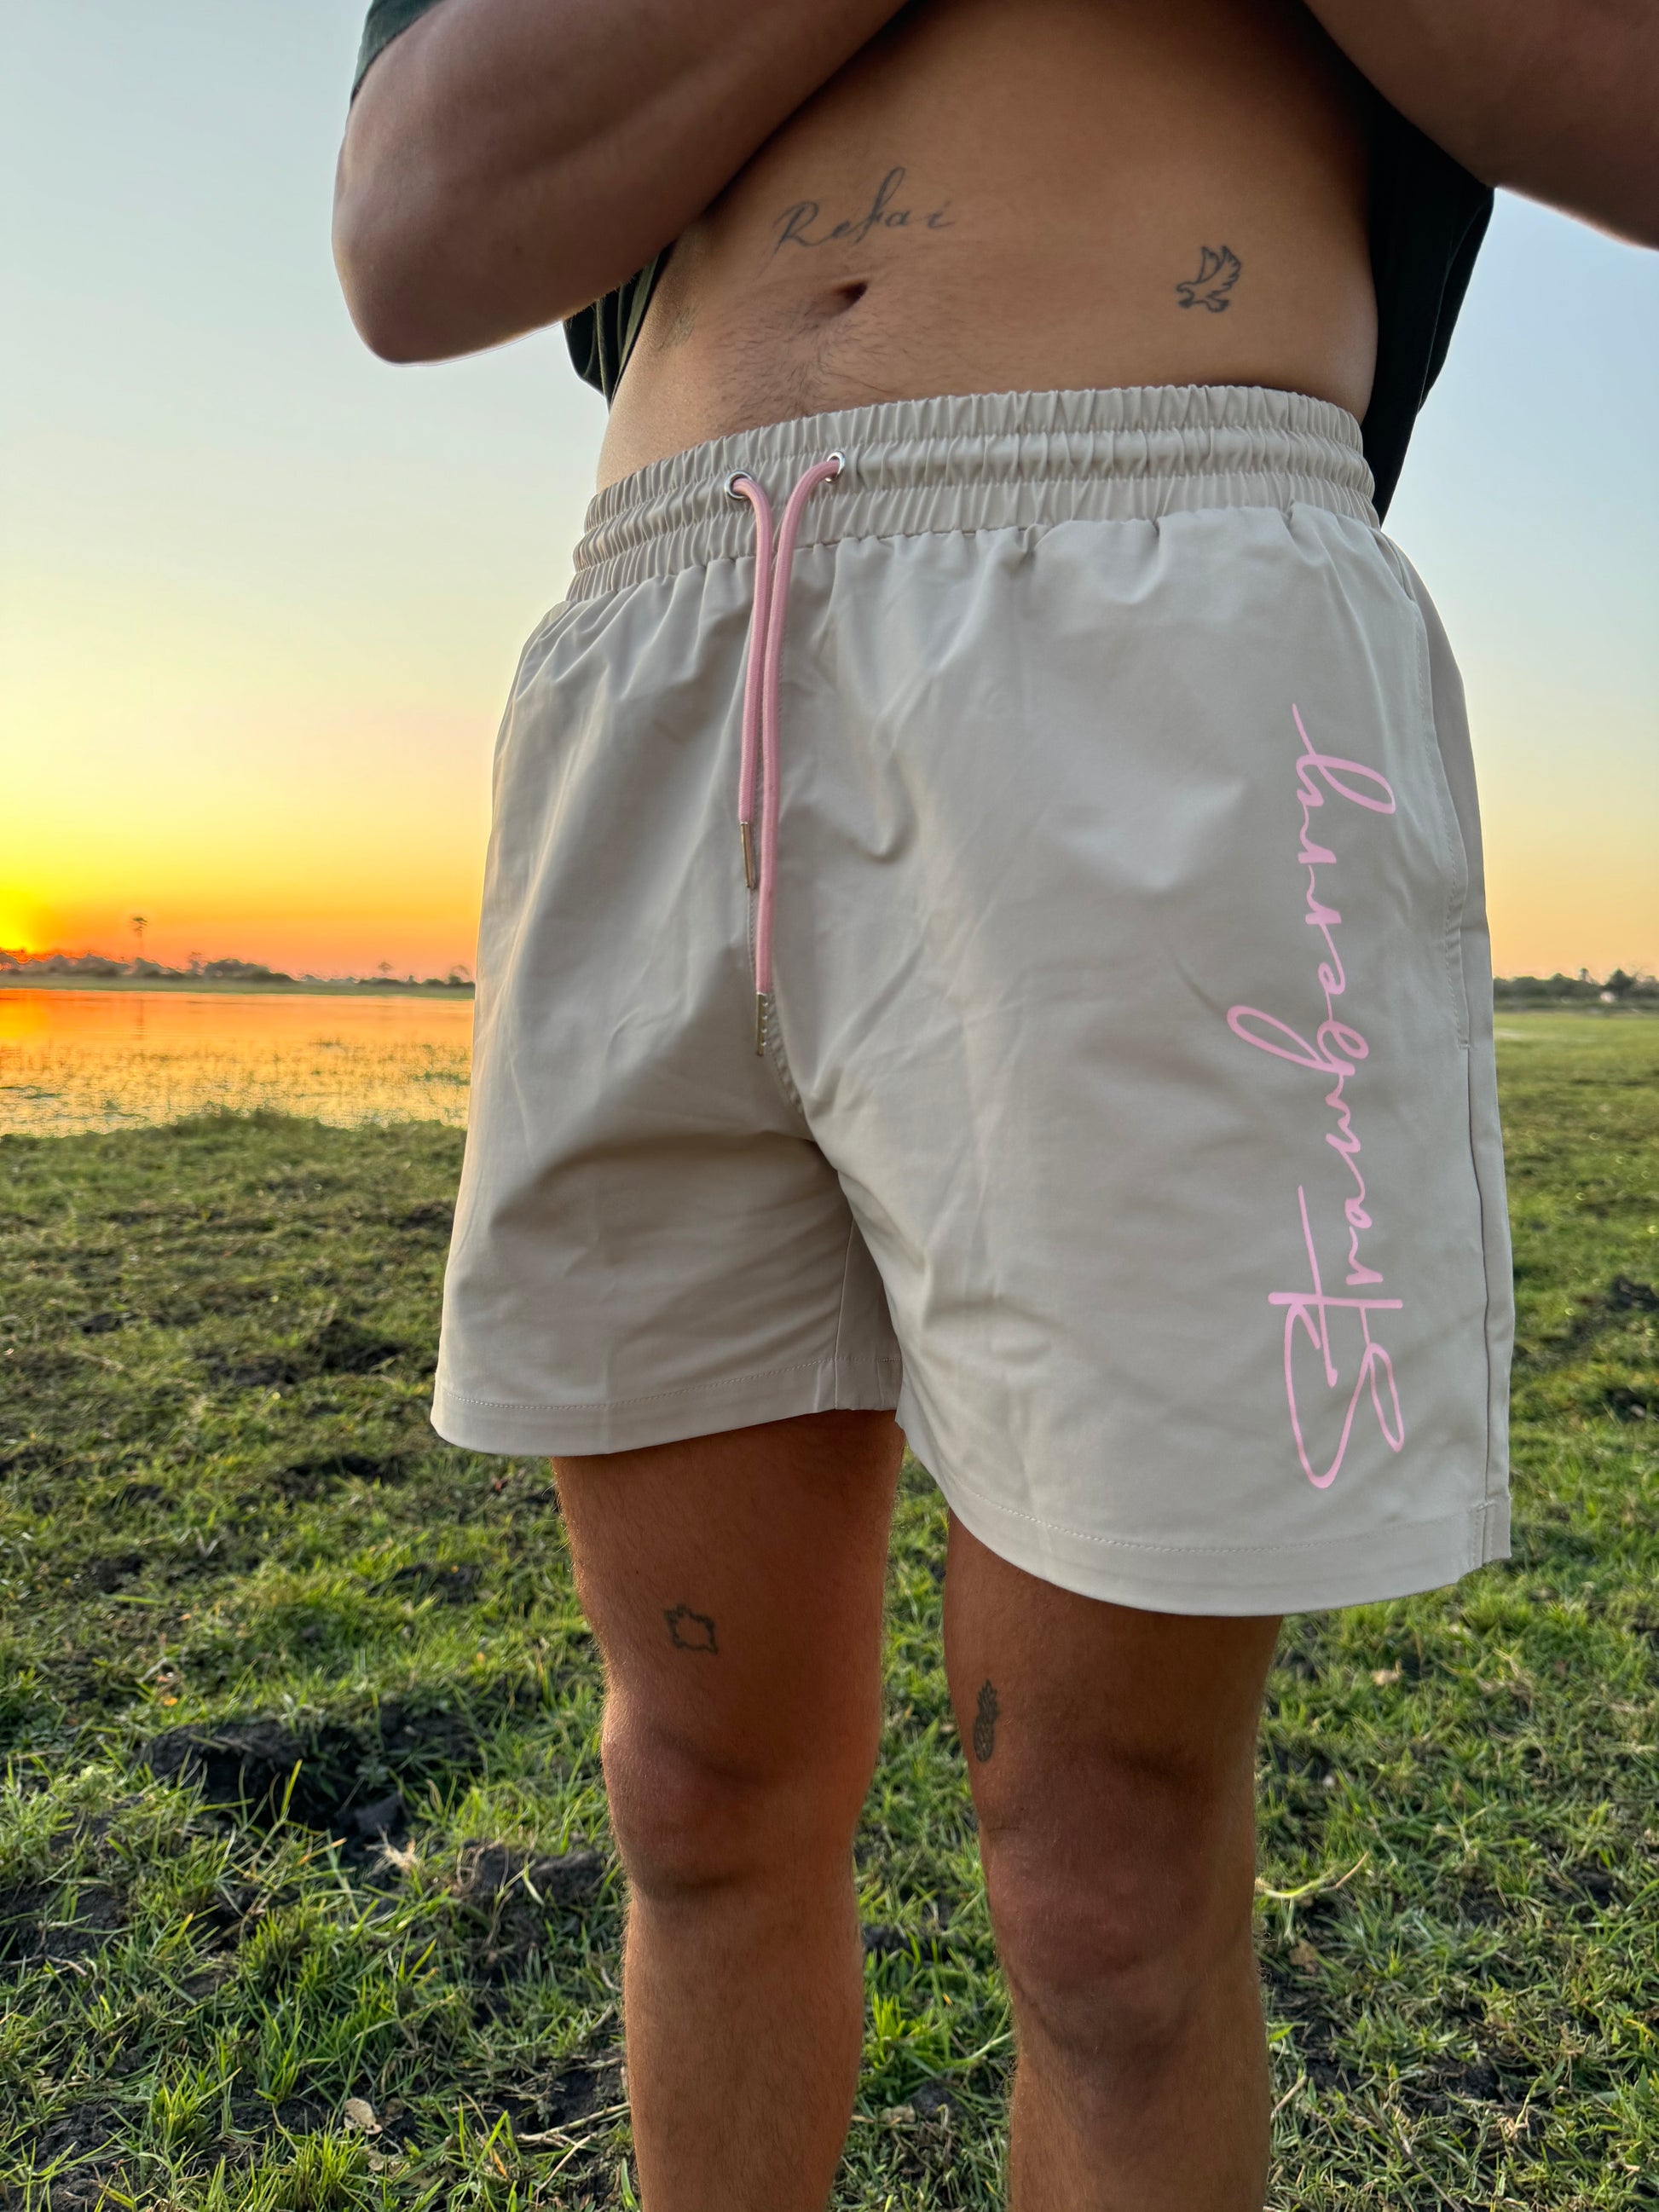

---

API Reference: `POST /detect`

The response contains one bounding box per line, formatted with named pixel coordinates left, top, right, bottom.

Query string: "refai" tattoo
left=772, top=165, right=954, bottom=255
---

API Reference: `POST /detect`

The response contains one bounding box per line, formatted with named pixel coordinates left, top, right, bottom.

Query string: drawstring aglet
left=740, top=819, right=756, bottom=890
left=754, top=994, right=767, bottom=1056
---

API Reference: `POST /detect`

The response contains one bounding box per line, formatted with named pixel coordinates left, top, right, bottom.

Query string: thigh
left=942, top=1513, right=1279, bottom=1914
left=556, top=1412, right=904, bottom=1785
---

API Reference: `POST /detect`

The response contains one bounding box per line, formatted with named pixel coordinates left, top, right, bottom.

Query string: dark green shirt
left=353, top=0, right=1491, bottom=519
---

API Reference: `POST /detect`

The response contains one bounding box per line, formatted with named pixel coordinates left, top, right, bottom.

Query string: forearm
left=334, top=0, right=908, bottom=361
left=1303, top=0, right=1659, bottom=246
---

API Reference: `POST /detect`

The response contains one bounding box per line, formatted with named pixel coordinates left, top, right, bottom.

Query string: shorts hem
left=430, top=1352, right=903, bottom=1457
left=923, top=1449, right=1512, bottom=1617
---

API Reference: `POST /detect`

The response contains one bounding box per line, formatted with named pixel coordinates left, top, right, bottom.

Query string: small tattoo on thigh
left=972, top=1678, right=999, bottom=1762
left=664, top=1603, right=719, bottom=1655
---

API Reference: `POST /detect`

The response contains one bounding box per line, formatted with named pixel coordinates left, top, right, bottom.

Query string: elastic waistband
left=569, top=384, right=1376, bottom=601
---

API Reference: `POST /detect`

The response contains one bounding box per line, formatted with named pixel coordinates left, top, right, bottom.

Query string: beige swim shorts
left=433, top=384, right=1513, bottom=1615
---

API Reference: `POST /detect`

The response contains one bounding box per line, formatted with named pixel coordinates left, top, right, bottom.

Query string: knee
left=601, top=1705, right=876, bottom=1903
left=981, top=1776, right=1253, bottom=2064
left=989, top=1859, right=1221, bottom=2063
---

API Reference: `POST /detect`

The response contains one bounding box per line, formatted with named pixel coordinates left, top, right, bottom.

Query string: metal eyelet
left=824, top=450, right=847, bottom=477
left=725, top=470, right=752, bottom=501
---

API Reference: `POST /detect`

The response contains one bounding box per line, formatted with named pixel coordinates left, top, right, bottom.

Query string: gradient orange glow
left=5, top=6, right=1655, bottom=985
left=3, top=435, right=573, bottom=978
left=7, top=594, right=1656, bottom=982
left=8, top=573, right=1654, bottom=979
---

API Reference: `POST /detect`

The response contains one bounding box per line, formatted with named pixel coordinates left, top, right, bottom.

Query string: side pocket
left=1405, top=587, right=1472, bottom=1048
left=517, top=598, right=577, bottom=686
left=490, top=596, right=592, bottom=788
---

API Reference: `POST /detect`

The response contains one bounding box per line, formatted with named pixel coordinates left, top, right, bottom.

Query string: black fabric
left=1361, top=90, right=1493, bottom=516
left=355, top=0, right=1492, bottom=519
left=562, top=257, right=672, bottom=399
left=353, top=0, right=449, bottom=90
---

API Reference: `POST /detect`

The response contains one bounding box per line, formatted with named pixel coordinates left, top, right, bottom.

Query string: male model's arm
left=332, top=0, right=908, bottom=361
left=1302, top=0, right=1659, bottom=245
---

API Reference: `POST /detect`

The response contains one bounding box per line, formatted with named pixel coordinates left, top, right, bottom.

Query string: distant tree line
left=0, top=950, right=472, bottom=990
left=1493, top=968, right=1657, bottom=1007
left=3, top=944, right=1650, bottom=1007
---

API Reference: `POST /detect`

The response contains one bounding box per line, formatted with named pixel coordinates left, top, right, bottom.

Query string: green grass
left=1, top=1008, right=1656, bottom=2209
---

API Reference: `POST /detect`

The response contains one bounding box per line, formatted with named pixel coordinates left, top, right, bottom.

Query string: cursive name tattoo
left=972, top=1679, right=999, bottom=1763
left=1176, top=244, right=1241, bottom=313
left=664, top=1603, right=719, bottom=1655
left=772, top=165, right=954, bottom=256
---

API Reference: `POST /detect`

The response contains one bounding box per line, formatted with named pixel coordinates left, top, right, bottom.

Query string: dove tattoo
left=1175, top=244, right=1242, bottom=313
left=664, top=1603, right=719, bottom=1655
left=972, top=1678, right=1000, bottom=1763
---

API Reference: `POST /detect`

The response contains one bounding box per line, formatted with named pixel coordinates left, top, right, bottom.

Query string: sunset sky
left=4, top=2, right=1657, bottom=979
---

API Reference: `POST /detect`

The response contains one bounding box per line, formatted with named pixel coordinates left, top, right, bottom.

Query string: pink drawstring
left=726, top=453, right=844, bottom=1051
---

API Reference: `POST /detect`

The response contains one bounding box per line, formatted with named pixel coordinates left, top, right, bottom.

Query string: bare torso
left=598, top=0, right=1377, bottom=487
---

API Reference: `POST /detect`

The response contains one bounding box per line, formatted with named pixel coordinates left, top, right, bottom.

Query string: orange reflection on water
left=0, top=990, right=473, bottom=1135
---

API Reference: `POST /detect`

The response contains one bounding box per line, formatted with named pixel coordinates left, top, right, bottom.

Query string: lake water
left=0, top=990, right=473, bottom=1136
left=2, top=994, right=1640, bottom=1140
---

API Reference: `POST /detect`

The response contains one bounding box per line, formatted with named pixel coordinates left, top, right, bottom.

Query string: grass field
left=1, top=1010, right=1656, bottom=2209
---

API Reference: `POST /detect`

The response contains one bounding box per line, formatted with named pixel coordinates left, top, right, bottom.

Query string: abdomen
left=598, top=0, right=1377, bottom=485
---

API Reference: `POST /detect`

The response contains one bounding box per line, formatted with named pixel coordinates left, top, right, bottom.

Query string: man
left=333, top=6, right=1657, bottom=2204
